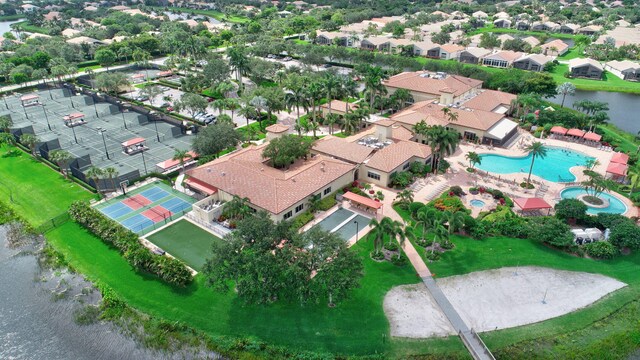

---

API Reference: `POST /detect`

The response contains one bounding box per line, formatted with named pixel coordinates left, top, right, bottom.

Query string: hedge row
left=69, top=201, right=192, bottom=287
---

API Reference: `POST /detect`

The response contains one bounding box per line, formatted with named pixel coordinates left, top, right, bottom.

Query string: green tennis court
left=146, top=220, right=222, bottom=271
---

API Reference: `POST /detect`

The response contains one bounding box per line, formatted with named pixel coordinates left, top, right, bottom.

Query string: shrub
left=291, top=210, right=314, bottom=229
left=390, top=253, right=408, bottom=266
left=425, top=251, right=440, bottom=261
left=440, top=240, right=454, bottom=250
left=409, top=202, right=425, bottom=217
left=383, top=241, right=399, bottom=251
left=529, top=217, right=574, bottom=248
left=469, top=221, right=489, bottom=239
left=585, top=241, right=618, bottom=259
left=449, top=186, right=464, bottom=196
left=555, top=199, right=588, bottom=221
left=317, top=193, right=336, bottom=211
left=68, top=201, right=192, bottom=287
left=596, top=213, right=633, bottom=229
left=390, top=171, right=414, bottom=188
left=429, top=195, right=467, bottom=213
left=370, top=251, right=385, bottom=261
left=608, top=222, right=640, bottom=250
left=416, top=238, right=433, bottom=247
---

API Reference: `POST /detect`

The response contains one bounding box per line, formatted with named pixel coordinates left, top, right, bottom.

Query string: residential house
left=522, top=36, right=540, bottom=48
left=316, top=31, right=354, bottom=46
left=461, top=89, right=516, bottom=114
left=320, top=100, right=359, bottom=117
left=43, top=11, right=61, bottom=21
left=577, top=25, right=602, bottom=35
left=540, top=39, right=569, bottom=56
left=513, top=54, right=554, bottom=72
left=569, top=58, right=603, bottom=79
left=382, top=71, right=483, bottom=104
left=450, top=11, right=468, bottom=20
left=61, top=28, right=82, bottom=38
left=497, top=34, right=515, bottom=46
left=411, top=41, right=438, bottom=56
left=596, top=26, right=640, bottom=47
left=531, top=21, right=559, bottom=32
left=360, top=36, right=391, bottom=52
left=425, top=44, right=464, bottom=60
left=516, top=21, right=530, bottom=31
left=493, top=18, right=512, bottom=28
left=558, top=23, right=580, bottom=34
left=472, top=11, right=488, bottom=20
left=66, top=36, right=105, bottom=45
left=494, top=11, right=510, bottom=19
left=311, top=136, right=374, bottom=165
left=186, top=144, right=356, bottom=222
left=20, top=4, right=39, bottom=12
left=84, top=5, right=99, bottom=11
left=390, top=101, right=519, bottom=145
left=481, top=50, right=525, bottom=68
left=457, top=47, right=492, bottom=64
left=604, top=60, right=640, bottom=81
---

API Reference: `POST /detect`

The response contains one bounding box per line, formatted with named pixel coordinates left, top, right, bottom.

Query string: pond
left=549, top=90, right=640, bottom=135
left=0, top=19, right=25, bottom=37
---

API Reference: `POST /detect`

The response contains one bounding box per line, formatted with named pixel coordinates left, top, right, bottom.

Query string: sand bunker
left=384, top=266, right=626, bottom=338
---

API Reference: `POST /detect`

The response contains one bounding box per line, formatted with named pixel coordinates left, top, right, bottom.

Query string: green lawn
left=549, top=64, right=640, bottom=94
left=598, top=124, right=640, bottom=154
left=12, top=20, right=49, bottom=35
left=468, top=26, right=576, bottom=40
left=146, top=220, right=222, bottom=271
left=557, top=46, right=583, bottom=60
left=0, top=148, right=94, bottom=226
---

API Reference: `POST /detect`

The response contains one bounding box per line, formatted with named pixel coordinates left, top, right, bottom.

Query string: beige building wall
left=360, top=156, right=430, bottom=187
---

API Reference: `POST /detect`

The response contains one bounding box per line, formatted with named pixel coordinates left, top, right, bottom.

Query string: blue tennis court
left=160, top=197, right=192, bottom=213
left=121, top=214, right=155, bottom=232
left=101, top=202, right=133, bottom=219
left=140, top=187, right=171, bottom=202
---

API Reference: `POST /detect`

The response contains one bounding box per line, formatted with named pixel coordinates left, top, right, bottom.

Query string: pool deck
left=300, top=201, right=377, bottom=247
left=447, top=131, right=638, bottom=218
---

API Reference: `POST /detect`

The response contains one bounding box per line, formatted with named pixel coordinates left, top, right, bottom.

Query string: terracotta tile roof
left=606, top=60, right=640, bottom=72
left=383, top=71, right=483, bottom=97
left=462, top=90, right=516, bottom=113
left=484, top=50, right=525, bottom=62
left=569, top=58, right=603, bottom=71
left=319, top=100, right=358, bottom=113
left=540, top=39, right=569, bottom=52
left=187, top=145, right=355, bottom=214
left=375, top=119, right=396, bottom=127
left=265, top=124, right=290, bottom=133
left=460, top=47, right=492, bottom=57
left=522, top=36, right=540, bottom=47
left=514, top=54, right=554, bottom=66
left=391, top=125, right=414, bottom=141
left=312, top=136, right=374, bottom=164
left=439, top=44, right=464, bottom=53
left=366, top=140, right=431, bottom=172
left=391, top=101, right=504, bottom=131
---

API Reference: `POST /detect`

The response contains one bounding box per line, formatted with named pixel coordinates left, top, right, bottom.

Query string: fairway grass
left=146, top=220, right=222, bottom=271
left=0, top=148, right=94, bottom=225
left=550, top=64, right=640, bottom=94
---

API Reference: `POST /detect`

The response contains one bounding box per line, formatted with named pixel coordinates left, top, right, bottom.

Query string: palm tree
left=103, top=167, right=119, bottom=191
left=0, top=115, right=13, bottom=132
left=118, top=46, right=132, bottom=64
left=369, top=217, right=395, bottom=255
left=323, top=73, right=340, bottom=117
left=173, top=149, right=193, bottom=173
left=524, top=142, right=547, bottom=185
left=628, top=169, right=640, bottom=195
left=227, top=46, right=249, bottom=85
left=465, top=151, right=481, bottom=170
left=0, top=132, right=16, bottom=147
left=86, top=166, right=104, bottom=194
left=431, top=223, right=449, bottom=254
left=362, top=65, right=388, bottom=109
left=341, top=109, right=367, bottom=135
left=395, top=189, right=414, bottom=209
left=556, top=82, right=576, bottom=108
left=416, top=124, right=460, bottom=172
left=444, top=211, right=465, bottom=235
left=394, top=225, right=415, bottom=260
left=225, top=98, right=240, bottom=125
left=341, top=78, right=359, bottom=114
left=442, top=107, right=459, bottom=123
left=285, top=86, right=309, bottom=130
left=249, top=96, right=268, bottom=131
left=19, top=133, right=38, bottom=157
left=390, top=89, right=413, bottom=113
left=222, top=195, right=251, bottom=220
left=305, top=81, right=323, bottom=131
left=49, top=149, right=74, bottom=178
left=238, top=104, right=257, bottom=142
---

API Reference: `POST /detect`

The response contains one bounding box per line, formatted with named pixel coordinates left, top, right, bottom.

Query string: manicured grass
left=548, top=64, right=640, bottom=94
left=146, top=220, right=222, bottom=271
left=598, top=124, right=640, bottom=154
left=468, top=26, right=576, bottom=40
left=0, top=148, right=94, bottom=226
left=47, top=222, right=449, bottom=356
left=0, top=14, right=25, bottom=21
left=12, top=20, right=49, bottom=34
left=557, top=46, right=583, bottom=60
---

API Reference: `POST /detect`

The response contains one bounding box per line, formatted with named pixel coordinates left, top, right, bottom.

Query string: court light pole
left=100, top=129, right=110, bottom=159
left=120, top=106, right=128, bottom=129
left=153, top=119, right=161, bottom=142
left=354, top=220, right=359, bottom=242
left=42, top=105, right=51, bottom=131
left=70, top=123, right=78, bottom=144
left=140, top=150, right=148, bottom=175
left=3, top=96, right=8, bottom=109
left=92, top=96, right=99, bottom=118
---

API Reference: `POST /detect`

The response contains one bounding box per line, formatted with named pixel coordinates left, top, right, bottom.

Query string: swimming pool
left=560, top=187, right=627, bottom=215
left=476, top=147, right=593, bottom=182
left=470, top=199, right=485, bottom=208
left=313, top=208, right=371, bottom=241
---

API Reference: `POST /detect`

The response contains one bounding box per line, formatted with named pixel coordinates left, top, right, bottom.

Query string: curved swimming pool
left=560, top=187, right=628, bottom=215
left=476, top=147, right=593, bottom=182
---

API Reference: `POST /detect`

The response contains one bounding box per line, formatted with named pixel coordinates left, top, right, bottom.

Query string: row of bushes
left=291, top=210, right=314, bottom=230
left=68, top=201, right=192, bottom=287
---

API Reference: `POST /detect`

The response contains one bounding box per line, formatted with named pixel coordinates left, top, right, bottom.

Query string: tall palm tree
left=173, top=149, right=193, bottom=173
left=342, top=109, right=368, bottom=135
left=227, top=46, right=249, bottom=84
left=305, top=81, right=323, bottom=132
left=442, top=107, right=459, bottom=123
left=222, top=195, right=251, bottom=220
left=49, top=149, right=74, bottom=178
left=238, top=104, right=257, bottom=142
left=369, top=217, right=395, bottom=255
left=285, top=86, right=309, bottom=131
left=103, top=167, right=119, bottom=191
left=249, top=96, right=268, bottom=131
left=465, top=151, right=481, bottom=170
left=390, top=89, right=413, bottom=113
left=431, top=223, right=449, bottom=254
left=444, top=211, right=465, bottom=235
left=86, top=166, right=104, bottom=194
left=417, top=124, right=460, bottom=172
left=628, top=169, right=640, bottom=195
left=19, top=133, right=38, bottom=157
left=394, top=225, right=416, bottom=260
left=395, top=189, right=414, bottom=209
left=524, top=141, right=547, bottom=185
left=556, top=82, right=576, bottom=108
left=341, top=78, right=359, bottom=114
left=362, top=65, right=388, bottom=110
left=323, top=73, right=340, bottom=117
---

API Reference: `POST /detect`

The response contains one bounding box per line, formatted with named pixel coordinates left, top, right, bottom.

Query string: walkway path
left=375, top=183, right=495, bottom=360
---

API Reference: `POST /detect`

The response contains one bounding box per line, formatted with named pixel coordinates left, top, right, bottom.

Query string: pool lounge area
left=477, top=147, right=593, bottom=183
left=560, top=187, right=628, bottom=215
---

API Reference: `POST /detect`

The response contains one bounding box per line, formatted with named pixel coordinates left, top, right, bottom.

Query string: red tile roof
left=514, top=197, right=552, bottom=211
left=343, top=191, right=382, bottom=209
left=606, top=162, right=628, bottom=176
left=383, top=71, right=483, bottom=97
left=610, top=152, right=629, bottom=164
left=550, top=126, right=568, bottom=135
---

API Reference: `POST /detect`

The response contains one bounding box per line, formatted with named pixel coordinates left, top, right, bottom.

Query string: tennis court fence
left=133, top=209, right=190, bottom=236
left=35, top=213, right=71, bottom=234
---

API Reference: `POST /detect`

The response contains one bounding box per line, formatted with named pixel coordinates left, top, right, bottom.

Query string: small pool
left=560, top=187, right=628, bottom=215
left=313, top=208, right=371, bottom=241
left=476, top=147, right=593, bottom=182
left=470, top=199, right=485, bottom=208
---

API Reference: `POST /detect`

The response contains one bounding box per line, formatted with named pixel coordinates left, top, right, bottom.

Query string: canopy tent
left=566, top=128, right=585, bottom=137
left=582, top=132, right=602, bottom=142
left=184, top=177, right=217, bottom=195
left=121, top=137, right=147, bottom=155
left=20, top=94, right=40, bottom=107
left=606, top=162, right=628, bottom=177
left=121, top=137, right=145, bottom=147
left=157, top=70, right=173, bottom=77
left=343, top=191, right=383, bottom=212
left=63, top=112, right=86, bottom=127
left=155, top=151, right=198, bottom=172
left=610, top=152, right=629, bottom=165
left=584, top=228, right=603, bottom=240
left=514, top=197, right=552, bottom=214
left=550, top=126, right=568, bottom=135
left=485, top=118, right=518, bottom=142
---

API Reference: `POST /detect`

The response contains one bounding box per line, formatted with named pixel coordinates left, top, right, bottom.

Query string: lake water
left=549, top=90, right=640, bottom=135
left=0, top=226, right=218, bottom=360
left=161, top=11, right=221, bottom=24
left=0, top=19, right=25, bottom=37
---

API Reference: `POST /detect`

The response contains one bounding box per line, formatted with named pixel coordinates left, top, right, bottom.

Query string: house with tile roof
left=569, top=58, right=603, bottom=79
left=540, top=39, right=570, bottom=56
left=457, top=47, right=492, bottom=64
left=513, top=54, right=554, bottom=72
left=186, top=144, right=357, bottom=221
left=424, top=44, right=464, bottom=60
left=390, top=101, right=518, bottom=146
left=460, top=89, right=516, bottom=114
left=493, top=18, right=512, bottom=28
left=604, top=60, right=640, bottom=81
left=382, top=71, right=483, bottom=105
left=481, top=50, right=525, bottom=68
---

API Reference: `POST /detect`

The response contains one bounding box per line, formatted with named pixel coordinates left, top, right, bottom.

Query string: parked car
left=135, top=95, right=149, bottom=101
left=166, top=107, right=174, bottom=112
left=321, top=63, right=333, bottom=68
left=204, top=115, right=217, bottom=125
left=282, top=56, right=293, bottom=61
